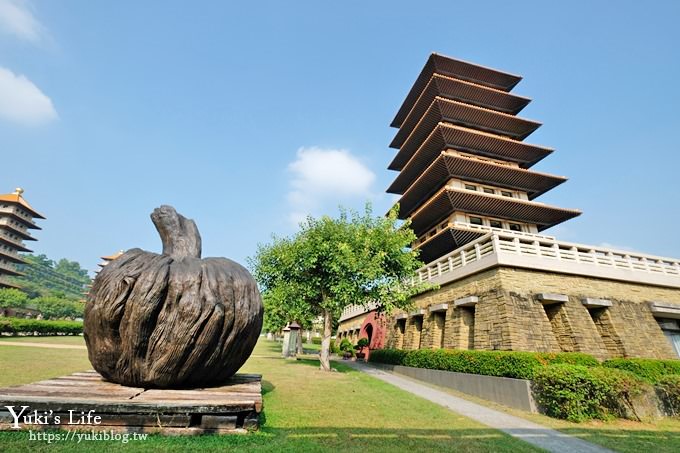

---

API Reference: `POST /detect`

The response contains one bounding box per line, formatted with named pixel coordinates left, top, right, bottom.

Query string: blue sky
left=1, top=1, right=679, bottom=274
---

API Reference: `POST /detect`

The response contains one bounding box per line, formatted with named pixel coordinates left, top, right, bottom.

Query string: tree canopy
left=250, top=204, right=427, bottom=370
left=10, top=253, right=91, bottom=299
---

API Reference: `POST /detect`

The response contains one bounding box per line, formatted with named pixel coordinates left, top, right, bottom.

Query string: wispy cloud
left=0, top=66, right=57, bottom=125
left=287, top=147, right=375, bottom=224
left=0, top=0, right=45, bottom=43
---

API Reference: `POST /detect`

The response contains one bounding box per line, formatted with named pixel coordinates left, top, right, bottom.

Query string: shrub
left=533, top=364, right=650, bottom=422
left=603, top=358, right=680, bottom=383
left=311, top=337, right=322, bottom=344
left=0, top=317, right=83, bottom=335
left=656, top=375, right=680, bottom=416
left=369, top=348, right=599, bottom=380
left=339, top=338, right=354, bottom=355
left=369, top=349, right=409, bottom=365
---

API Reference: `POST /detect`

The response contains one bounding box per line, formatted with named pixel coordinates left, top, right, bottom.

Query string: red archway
left=359, top=311, right=386, bottom=360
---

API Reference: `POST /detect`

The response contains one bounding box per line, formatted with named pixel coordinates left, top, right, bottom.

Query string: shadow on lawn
left=283, top=358, right=354, bottom=374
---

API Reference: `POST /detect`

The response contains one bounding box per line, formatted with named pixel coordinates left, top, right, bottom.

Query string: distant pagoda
left=388, top=53, right=581, bottom=263
left=0, top=188, right=45, bottom=289
left=97, top=251, right=124, bottom=272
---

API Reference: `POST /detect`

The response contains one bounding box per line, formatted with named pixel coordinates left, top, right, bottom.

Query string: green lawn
left=0, top=335, right=86, bottom=345
left=0, top=345, right=91, bottom=387
left=0, top=338, right=541, bottom=452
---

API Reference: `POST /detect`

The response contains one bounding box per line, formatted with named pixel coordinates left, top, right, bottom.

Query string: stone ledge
left=429, top=303, right=449, bottom=313
left=454, top=296, right=479, bottom=307
left=536, top=293, right=569, bottom=304
left=649, top=301, right=680, bottom=319
left=581, top=297, right=613, bottom=308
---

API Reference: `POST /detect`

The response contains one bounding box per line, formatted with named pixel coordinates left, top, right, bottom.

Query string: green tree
left=0, top=288, right=29, bottom=309
left=250, top=205, right=428, bottom=371
left=32, top=296, right=84, bottom=320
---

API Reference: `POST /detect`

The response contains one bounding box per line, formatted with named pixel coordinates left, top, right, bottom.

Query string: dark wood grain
left=83, top=206, right=263, bottom=388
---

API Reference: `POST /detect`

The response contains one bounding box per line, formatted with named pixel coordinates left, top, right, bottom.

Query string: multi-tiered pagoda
left=387, top=54, right=581, bottom=263
left=0, top=188, right=45, bottom=289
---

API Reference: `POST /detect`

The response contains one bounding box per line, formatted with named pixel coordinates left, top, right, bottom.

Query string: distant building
left=0, top=188, right=45, bottom=289
left=338, top=54, right=680, bottom=360
left=97, top=251, right=124, bottom=272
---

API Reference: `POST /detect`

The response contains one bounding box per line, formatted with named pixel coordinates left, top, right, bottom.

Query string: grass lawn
left=0, top=335, right=86, bottom=345
left=411, top=373, right=680, bottom=453
left=0, top=338, right=541, bottom=452
left=0, top=345, right=91, bottom=387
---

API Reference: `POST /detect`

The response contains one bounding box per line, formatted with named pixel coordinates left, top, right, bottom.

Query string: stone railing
left=339, top=301, right=379, bottom=322
left=415, top=231, right=680, bottom=289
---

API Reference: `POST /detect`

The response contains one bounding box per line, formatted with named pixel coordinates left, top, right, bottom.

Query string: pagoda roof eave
left=409, top=187, right=581, bottom=236
left=0, top=250, right=25, bottom=264
left=391, top=96, right=541, bottom=150
left=391, top=53, right=523, bottom=128
left=388, top=124, right=554, bottom=186
left=392, top=152, right=568, bottom=217
left=0, top=193, right=46, bottom=219
left=1, top=212, right=42, bottom=229
left=0, top=237, right=32, bottom=252
left=0, top=224, right=37, bottom=240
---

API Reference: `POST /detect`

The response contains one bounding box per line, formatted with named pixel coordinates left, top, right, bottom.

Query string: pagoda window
left=469, top=216, right=483, bottom=226
left=489, top=220, right=503, bottom=229
left=483, top=188, right=495, bottom=194
left=501, top=191, right=514, bottom=198
left=509, top=223, right=522, bottom=232
left=464, top=184, right=477, bottom=191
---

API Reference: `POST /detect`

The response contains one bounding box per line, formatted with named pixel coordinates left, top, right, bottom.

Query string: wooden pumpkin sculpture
left=84, top=205, right=263, bottom=388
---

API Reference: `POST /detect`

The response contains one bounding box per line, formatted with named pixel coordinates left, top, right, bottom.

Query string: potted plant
left=339, top=338, right=354, bottom=360
left=355, top=338, right=369, bottom=360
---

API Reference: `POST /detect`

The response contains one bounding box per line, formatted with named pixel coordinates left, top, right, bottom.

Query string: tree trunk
left=319, top=308, right=332, bottom=371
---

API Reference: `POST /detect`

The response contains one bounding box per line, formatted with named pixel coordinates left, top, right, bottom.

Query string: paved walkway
left=344, top=361, right=613, bottom=453
left=0, top=341, right=86, bottom=350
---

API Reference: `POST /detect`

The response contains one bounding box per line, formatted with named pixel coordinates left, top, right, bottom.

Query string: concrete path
left=344, top=360, right=613, bottom=453
left=0, top=341, right=86, bottom=350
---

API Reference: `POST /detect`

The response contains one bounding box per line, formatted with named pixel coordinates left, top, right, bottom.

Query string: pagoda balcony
left=392, top=53, right=522, bottom=128
left=389, top=123, right=552, bottom=172
left=0, top=261, right=23, bottom=276
left=0, top=276, right=21, bottom=289
left=391, top=75, right=531, bottom=150
left=0, top=206, right=41, bottom=229
left=0, top=219, right=36, bottom=240
left=409, top=185, right=581, bottom=237
left=391, top=151, right=567, bottom=216
left=412, top=231, right=680, bottom=290
left=0, top=230, right=31, bottom=252
left=391, top=97, right=541, bottom=151
left=0, top=248, right=25, bottom=264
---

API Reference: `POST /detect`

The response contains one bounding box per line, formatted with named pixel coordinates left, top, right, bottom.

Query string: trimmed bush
left=0, top=317, right=83, bottom=335
left=369, top=349, right=409, bottom=365
left=603, top=358, right=680, bottom=383
left=533, top=364, right=651, bottom=422
left=311, top=337, right=322, bottom=344
left=369, top=348, right=598, bottom=379
left=656, top=375, right=680, bottom=416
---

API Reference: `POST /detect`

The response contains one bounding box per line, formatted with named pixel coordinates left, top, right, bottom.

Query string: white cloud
left=0, top=66, right=57, bottom=125
left=287, top=147, right=376, bottom=224
left=0, top=0, right=44, bottom=43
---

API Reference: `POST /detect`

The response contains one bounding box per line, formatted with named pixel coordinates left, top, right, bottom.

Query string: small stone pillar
left=282, top=322, right=302, bottom=358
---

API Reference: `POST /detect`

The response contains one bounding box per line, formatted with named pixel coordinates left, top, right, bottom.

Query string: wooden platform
left=0, top=371, right=262, bottom=434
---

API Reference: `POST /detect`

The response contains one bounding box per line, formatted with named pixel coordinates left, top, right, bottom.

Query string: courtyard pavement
left=344, top=360, right=614, bottom=453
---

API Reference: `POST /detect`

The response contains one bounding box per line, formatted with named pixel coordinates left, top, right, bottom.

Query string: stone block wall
left=384, top=266, right=680, bottom=359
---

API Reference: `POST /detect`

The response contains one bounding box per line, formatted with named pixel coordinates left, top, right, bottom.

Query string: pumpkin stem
left=150, top=205, right=202, bottom=260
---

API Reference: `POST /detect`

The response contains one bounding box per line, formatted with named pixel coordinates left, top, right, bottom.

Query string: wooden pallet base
left=0, top=371, right=262, bottom=435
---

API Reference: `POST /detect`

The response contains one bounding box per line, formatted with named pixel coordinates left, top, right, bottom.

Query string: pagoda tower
left=0, top=188, right=45, bottom=288
left=388, top=53, right=581, bottom=263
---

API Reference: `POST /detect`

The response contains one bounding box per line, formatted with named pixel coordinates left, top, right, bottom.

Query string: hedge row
left=369, top=348, right=599, bottom=379
left=603, top=358, right=680, bottom=383
left=533, top=364, right=652, bottom=422
left=0, top=317, right=83, bottom=335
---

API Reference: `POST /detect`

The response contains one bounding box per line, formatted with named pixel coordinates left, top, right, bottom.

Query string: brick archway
left=359, top=311, right=386, bottom=359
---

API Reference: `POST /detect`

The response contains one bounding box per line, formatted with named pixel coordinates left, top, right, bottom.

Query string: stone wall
left=384, top=266, right=680, bottom=359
